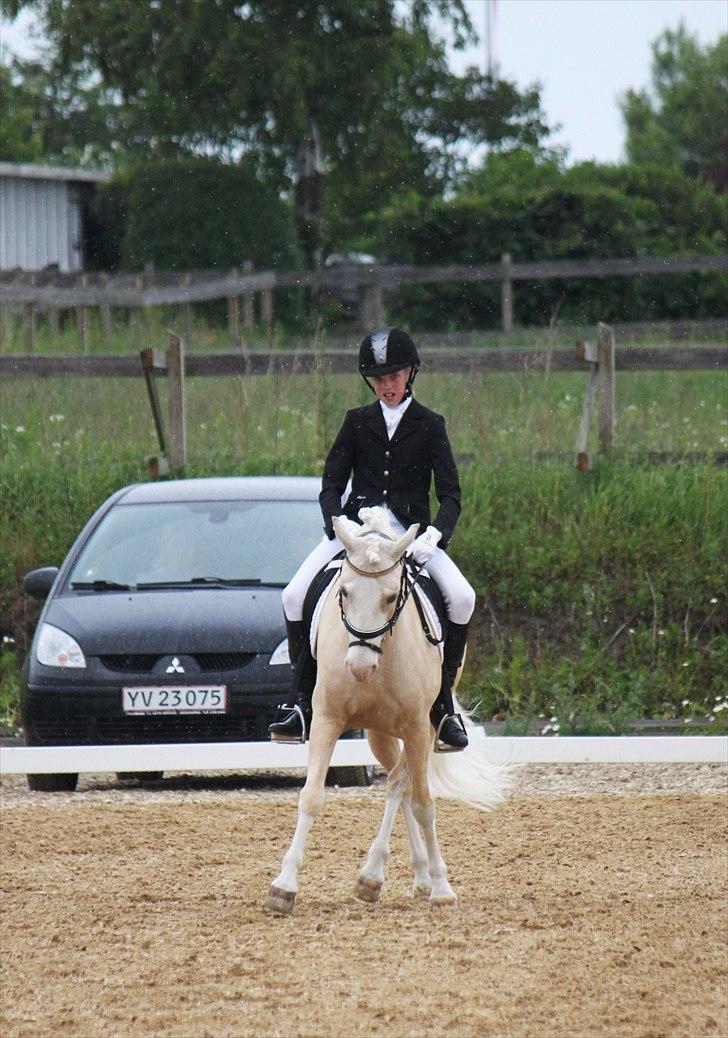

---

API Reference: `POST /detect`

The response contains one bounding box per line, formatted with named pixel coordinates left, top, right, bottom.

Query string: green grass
left=1, top=324, right=726, bottom=733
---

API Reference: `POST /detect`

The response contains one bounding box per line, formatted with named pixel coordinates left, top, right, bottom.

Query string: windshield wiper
left=137, top=577, right=262, bottom=589
left=71, top=580, right=132, bottom=591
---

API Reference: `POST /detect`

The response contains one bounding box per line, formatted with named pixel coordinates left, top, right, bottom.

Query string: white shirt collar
left=379, top=395, right=412, bottom=438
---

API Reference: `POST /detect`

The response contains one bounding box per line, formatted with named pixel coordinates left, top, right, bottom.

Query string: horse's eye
left=385, top=593, right=397, bottom=605
left=340, top=587, right=348, bottom=598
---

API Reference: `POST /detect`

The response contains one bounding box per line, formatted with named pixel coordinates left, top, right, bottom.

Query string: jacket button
left=385, top=451, right=390, bottom=458
left=384, top=470, right=389, bottom=476
left=383, top=490, right=388, bottom=496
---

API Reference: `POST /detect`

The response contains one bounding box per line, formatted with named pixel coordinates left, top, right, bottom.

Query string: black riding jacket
left=319, top=398, right=462, bottom=549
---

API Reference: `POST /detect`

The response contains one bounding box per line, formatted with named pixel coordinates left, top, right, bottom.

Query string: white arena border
left=1, top=731, right=726, bottom=775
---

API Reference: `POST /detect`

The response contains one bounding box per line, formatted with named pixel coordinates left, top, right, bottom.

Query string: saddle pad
left=309, top=559, right=443, bottom=660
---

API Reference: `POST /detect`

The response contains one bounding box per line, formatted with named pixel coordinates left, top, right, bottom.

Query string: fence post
left=597, top=322, right=615, bottom=454
left=227, top=266, right=241, bottom=345
left=574, top=339, right=599, bottom=471
left=501, top=252, right=513, bottom=332
left=23, top=303, right=35, bottom=353
left=99, top=274, right=113, bottom=338
left=76, top=274, right=90, bottom=353
left=140, top=346, right=169, bottom=477
left=181, top=274, right=193, bottom=347
left=166, top=331, right=187, bottom=472
left=260, top=287, right=273, bottom=340
left=242, top=260, right=255, bottom=330
left=360, top=279, right=384, bottom=331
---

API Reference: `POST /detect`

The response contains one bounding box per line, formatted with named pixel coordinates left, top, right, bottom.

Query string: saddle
left=302, top=554, right=447, bottom=660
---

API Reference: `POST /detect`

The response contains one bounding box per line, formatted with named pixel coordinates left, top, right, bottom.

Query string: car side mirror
left=22, top=567, right=59, bottom=599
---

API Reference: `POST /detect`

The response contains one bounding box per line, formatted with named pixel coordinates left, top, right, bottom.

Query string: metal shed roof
left=0, top=162, right=111, bottom=184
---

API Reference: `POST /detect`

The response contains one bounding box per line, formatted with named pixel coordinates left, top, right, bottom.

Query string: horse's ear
left=392, top=524, right=420, bottom=557
left=332, top=515, right=358, bottom=551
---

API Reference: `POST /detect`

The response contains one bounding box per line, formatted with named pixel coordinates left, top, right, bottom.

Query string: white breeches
left=282, top=534, right=476, bottom=627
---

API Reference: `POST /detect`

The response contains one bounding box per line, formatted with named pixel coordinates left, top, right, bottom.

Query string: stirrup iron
left=269, top=702, right=308, bottom=744
left=434, top=713, right=467, bottom=754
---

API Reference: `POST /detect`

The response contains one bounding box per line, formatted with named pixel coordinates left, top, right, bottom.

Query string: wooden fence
left=1, top=252, right=725, bottom=350
left=2, top=329, right=725, bottom=474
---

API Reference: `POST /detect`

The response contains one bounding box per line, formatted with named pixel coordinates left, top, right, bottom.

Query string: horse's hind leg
left=362, top=731, right=430, bottom=899
left=404, top=725, right=457, bottom=908
left=401, top=793, right=431, bottom=898
left=267, top=717, right=340, bottom=915
left=355, top=748, right=408, bottom=904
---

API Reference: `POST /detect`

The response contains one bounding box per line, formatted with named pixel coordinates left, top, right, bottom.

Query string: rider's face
left=372, top=368, right=409, bottom=407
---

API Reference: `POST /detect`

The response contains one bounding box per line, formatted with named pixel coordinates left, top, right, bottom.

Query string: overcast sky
left=1, top=0, right=726, bottom=165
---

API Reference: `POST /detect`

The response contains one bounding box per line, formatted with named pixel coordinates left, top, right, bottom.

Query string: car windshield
left=67, top=499, right=323, bottom=589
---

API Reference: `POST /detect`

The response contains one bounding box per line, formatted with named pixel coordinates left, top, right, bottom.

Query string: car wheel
left=27, top=773, right=79, bottom=792
left=116, top=772, right=164, bottom=783
left=325, top=764, right=375, bottom=787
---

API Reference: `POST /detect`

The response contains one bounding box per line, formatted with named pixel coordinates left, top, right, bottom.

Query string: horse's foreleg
left=356, top=754, right=408, bottom=903
left=267, top=717, right=340, bottom=915
left=405, top=726, right=457, bottom=908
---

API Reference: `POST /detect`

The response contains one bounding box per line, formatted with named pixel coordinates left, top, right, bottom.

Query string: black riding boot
left=268, top=618, right=317, bottom=743
left=430, top=620, right=470, bottom=751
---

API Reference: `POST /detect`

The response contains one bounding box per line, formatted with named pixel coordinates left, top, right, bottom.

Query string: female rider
left=269, top=327, right=474, bottom=751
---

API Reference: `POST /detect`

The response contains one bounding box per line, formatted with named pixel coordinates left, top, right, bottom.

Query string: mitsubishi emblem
left=165, top=657, right=185, bottom=674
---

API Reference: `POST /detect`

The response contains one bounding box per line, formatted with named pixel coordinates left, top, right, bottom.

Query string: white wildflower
left=15, top=425, right=25, bottom=433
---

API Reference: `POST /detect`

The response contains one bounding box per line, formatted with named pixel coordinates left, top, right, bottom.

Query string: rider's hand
left=408, top=525, right=442, bottom=565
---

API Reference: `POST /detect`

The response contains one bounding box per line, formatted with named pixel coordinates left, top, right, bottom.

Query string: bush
left=90, top=157, right=304, bottom=274
left=373, top=153, right=727, bottom=329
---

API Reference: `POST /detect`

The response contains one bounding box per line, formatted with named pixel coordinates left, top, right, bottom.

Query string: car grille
left=195, top=652, right=256, bottom=672
left=99, top=654, right=161, bottom=672
left=99, top=652, right=257, bottom=673
left=30, top=713, right=264, bottom=744
left=94, top=715, right=261, bottom=743
left=29, top=718, right=92, bottom=743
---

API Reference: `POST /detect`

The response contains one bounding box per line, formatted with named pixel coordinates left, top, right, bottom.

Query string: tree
left=620, top=24, right=728, bottom=191
left=1, top=0, right=551, bottom=263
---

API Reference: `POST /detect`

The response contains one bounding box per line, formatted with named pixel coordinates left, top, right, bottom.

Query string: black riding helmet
left=358, top=327, right=420, bottom=394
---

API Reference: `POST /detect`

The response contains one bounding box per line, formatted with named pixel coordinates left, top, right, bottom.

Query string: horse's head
left=332, top=512, right=419, bottom=682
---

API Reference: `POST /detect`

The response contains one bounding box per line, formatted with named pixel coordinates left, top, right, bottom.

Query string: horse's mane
left=356, top=507, right=396, bottom=566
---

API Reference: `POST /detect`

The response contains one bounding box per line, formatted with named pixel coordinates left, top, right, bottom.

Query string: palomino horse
left=267, top=508, right=509, bottom=914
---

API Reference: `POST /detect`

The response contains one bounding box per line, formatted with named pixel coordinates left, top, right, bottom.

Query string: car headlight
left=269, top=638, right=290, bottom=666
left=36, top=623, right=86, bottom=668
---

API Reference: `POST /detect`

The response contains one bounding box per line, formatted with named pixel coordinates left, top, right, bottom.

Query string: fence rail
left=2, top=344, right=726, bottom=380
left=2, top=252, right=726, bottom=342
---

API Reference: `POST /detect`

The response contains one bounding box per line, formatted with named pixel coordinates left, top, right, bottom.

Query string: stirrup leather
left=269, top=702, right=308, bottom=744
left=433, top=713, right=467, bottom=754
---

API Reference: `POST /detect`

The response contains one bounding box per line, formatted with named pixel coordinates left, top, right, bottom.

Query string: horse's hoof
left=412, top=883, right=432, bottom=900
left=266, top=884, right=296, bottom=915
left=355, top=875, right=382, bottom=904
left=430, top=894, right=458, bottom=909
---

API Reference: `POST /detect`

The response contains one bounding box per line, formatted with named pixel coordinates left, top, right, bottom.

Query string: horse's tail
left=427, top=694, right=513, bottom=812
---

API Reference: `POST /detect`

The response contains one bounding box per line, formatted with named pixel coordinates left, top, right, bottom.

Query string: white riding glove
left=408, top=525, right=442, bottom=565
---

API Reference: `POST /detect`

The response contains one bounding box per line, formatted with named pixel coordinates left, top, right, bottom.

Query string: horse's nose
left=345, top=645, right=379, bottom=683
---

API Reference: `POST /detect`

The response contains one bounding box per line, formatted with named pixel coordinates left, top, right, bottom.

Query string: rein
left=337, top=553, right=441, bottom=654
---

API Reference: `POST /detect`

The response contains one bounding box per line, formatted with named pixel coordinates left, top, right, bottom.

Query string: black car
left=21, top=476, right=372, bottom=791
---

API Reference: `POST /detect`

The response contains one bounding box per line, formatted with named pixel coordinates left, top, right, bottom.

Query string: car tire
left=325, top=764, right=375, bottom=787
left=116, top=772, right=164, bottom=783
left=27, top=773, right=79, bottom=792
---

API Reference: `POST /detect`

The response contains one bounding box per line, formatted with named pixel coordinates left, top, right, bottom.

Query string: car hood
left=43, top=588, right=286, bottom=655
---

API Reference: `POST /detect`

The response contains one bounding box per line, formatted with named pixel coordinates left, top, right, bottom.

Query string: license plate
left=121, top=685, right=227, bottom=714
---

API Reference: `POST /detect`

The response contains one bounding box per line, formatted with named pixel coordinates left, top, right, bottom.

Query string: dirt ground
left=1, top=777, right=726, bottom=1038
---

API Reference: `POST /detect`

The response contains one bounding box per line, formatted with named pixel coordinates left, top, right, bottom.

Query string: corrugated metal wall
left=0, top=176, right=83, bottom=272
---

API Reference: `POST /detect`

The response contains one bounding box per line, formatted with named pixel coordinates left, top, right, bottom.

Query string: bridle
left=337, top=540, right=440, bottom=654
